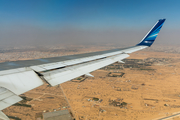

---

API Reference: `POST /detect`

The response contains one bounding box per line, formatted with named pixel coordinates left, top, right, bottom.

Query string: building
left=43, top=110, right=73, bottom=120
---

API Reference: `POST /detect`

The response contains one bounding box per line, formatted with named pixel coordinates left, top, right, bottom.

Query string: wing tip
left=136, top=18, right=166, bottom=47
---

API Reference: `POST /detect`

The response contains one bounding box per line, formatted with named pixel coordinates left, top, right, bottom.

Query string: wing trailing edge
left=0, top=111, right=9, bottom=120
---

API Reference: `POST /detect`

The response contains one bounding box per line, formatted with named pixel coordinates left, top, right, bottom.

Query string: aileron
left=41, top=54, right=129, bottom=86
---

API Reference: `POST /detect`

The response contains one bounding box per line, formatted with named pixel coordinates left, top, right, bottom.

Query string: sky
left=0, top=0, right=180, bottom=48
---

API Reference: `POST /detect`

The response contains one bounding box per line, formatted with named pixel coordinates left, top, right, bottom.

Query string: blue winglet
left=136, top=19, right=166, bottom=47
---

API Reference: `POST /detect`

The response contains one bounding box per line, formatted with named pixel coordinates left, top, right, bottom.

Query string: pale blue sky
left=0, top=0, right=179, bottom=47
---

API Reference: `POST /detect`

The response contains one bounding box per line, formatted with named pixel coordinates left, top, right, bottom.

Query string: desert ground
left=2, top=46, right=180, bottom=120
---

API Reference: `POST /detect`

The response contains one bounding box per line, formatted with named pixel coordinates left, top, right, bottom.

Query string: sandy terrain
left=2, top=50, right=180, bottom=120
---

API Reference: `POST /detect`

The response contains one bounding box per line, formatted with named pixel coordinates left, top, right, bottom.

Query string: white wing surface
left=0, top=19, right=165, bottom=120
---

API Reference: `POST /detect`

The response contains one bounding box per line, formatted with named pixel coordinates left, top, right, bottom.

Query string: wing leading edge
left=0, top=19, right=165, bottom=120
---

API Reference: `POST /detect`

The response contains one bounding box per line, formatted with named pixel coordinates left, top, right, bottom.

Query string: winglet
left=136, top=19, right=166, bottom=47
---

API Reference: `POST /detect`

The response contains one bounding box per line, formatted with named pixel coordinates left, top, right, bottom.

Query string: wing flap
left=0, top=70, right=44, bottom=95
left=0, top=94, right=22, bottom=111
left=0, top=111, right=9, bottom=120
left=0, top=87, right=14, bottom=100
left=41, top=54, right=129, bottom=86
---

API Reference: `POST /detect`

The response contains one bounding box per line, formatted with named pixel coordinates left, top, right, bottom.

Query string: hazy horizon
left=0, top=0, right=180, bottom=48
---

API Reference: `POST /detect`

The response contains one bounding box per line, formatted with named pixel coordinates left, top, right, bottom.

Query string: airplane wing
left=0, top=19, right=166, bottom=120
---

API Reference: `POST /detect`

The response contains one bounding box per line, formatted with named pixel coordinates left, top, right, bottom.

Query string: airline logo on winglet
left=136, top=19, right=166, bottom=47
